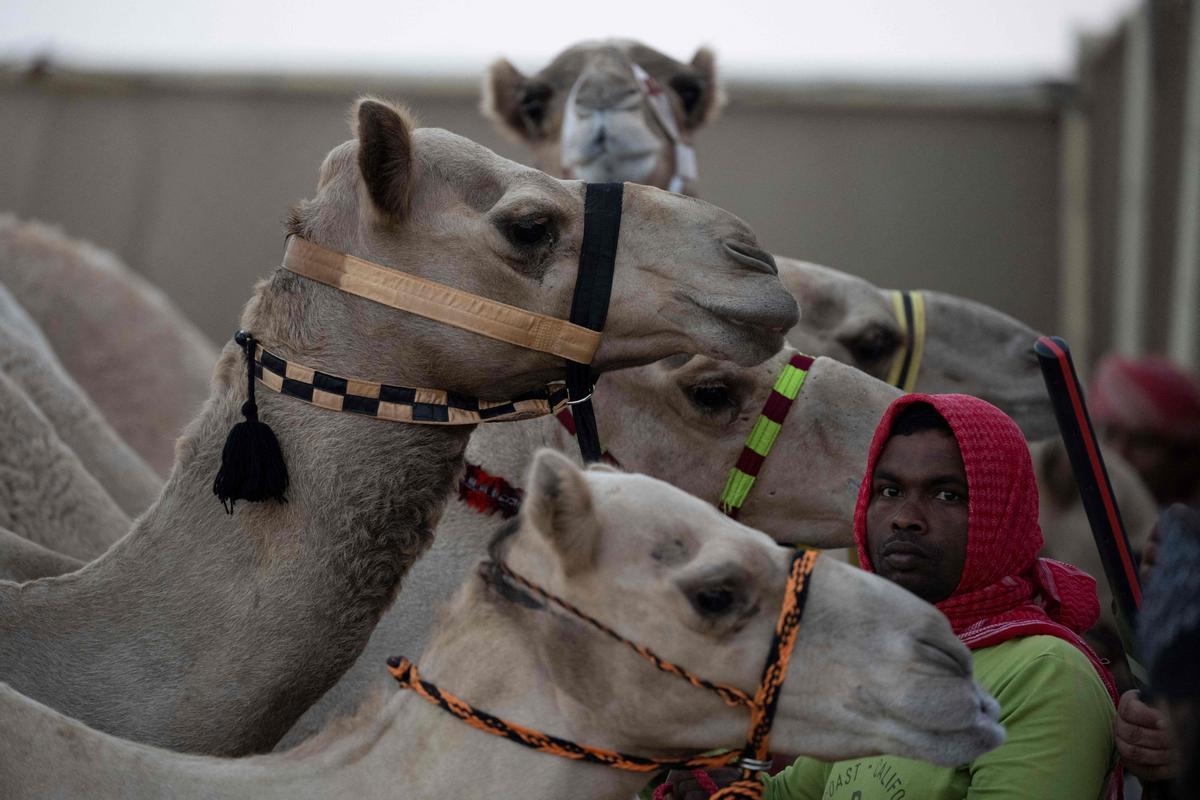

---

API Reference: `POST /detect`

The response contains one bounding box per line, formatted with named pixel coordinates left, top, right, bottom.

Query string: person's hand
left=662, top=768, right=740, bottom=800
left=1115, top=689, right=1178, bottom=781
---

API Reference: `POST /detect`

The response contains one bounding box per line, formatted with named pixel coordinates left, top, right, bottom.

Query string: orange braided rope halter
left=387, top=548, right=819, bottom=795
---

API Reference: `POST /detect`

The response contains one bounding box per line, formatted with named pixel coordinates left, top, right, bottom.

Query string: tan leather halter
left=282, top=237, right=602, bottom=365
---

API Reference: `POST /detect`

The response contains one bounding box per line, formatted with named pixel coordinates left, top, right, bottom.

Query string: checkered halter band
left=252, top=343, right=569, bottom=425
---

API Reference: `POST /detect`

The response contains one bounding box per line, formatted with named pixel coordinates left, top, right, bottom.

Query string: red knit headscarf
left=853, top=394, right=1118, bottom=707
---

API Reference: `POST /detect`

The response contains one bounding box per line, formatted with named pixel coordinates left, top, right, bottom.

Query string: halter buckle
left=738, top=757, right=773, bottom=773
left=565, top=389, right=594, bottom=406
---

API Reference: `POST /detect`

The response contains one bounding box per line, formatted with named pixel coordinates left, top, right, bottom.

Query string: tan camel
left=0, top=280, right=161, bottom=522
left=0, top=527, right=82, bottom=582
left=483, top=41, right=1155, bottom=651
left=485, top=40, right=720, bottom=196
left=483, top=42, right=1056, bottom=438
left=0, top=365, right=131, bottom=560
left=0, top=98, right=797, bottom=756
left=284, top=345, right=1158, bottom=742
left=0, top=214, right=218, bottom=476
left=282, top=351, right=897, bottom=744
left=0, top=450, right=1004, bottom=799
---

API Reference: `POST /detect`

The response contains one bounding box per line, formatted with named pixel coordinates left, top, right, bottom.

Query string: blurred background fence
left=1, top=0, right=1196, bottom=373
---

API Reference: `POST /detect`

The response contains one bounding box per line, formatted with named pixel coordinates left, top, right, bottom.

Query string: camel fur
left=0, top=214, right=218, bottom=476
left=0, top=98, right=796, bottom=756
left=0, top=451, right=1004, bottom=799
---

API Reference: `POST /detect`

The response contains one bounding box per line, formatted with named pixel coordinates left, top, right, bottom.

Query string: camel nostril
left=723, top=241, right=778, bottom=276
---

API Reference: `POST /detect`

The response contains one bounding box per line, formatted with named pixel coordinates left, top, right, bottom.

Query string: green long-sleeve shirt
left=765, top=635, right=1116, bottom=800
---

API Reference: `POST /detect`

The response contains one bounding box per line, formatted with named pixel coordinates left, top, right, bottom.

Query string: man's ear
left=672, top=47, right=724, bottom=130
left=482, top=58, right=554, bottom=141
left=523, top=449, right=599, bottom=575
left=355, top=98, right=414, bottom=218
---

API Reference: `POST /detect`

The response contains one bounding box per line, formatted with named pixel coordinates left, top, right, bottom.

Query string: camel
left=0, top=527, right=83, bottom=583
left=283, top=344, right=1159, bottom=742
left=0, top=450, right=1004, bottom=799
left=281, top=351, right=897, bottom=743
left=0, top=364, right=132, bottom=560
left=0, top=97, right=798, bottom=757
left=482, top=38, right=1156, bottom=643
left=485, top=40, right=720, bottom=196
left=0, top=214, right=219, bottom=477
left=0, top=281, right=161, bottom=523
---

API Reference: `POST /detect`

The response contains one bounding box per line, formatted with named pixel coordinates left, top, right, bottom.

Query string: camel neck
left=0, top=345, right=471, bottom=755
left=281, top=582, right=653, bottom=799
left=2, top=583, right=655, bottom=799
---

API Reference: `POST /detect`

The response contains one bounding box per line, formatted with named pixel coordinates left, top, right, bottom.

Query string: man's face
left=866, top=429, right=969, bottom=604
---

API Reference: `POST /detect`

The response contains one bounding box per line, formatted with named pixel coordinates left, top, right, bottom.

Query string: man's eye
left=879, top=486, right=901, bottom=498
left=934, top=489, right=962, bottom=502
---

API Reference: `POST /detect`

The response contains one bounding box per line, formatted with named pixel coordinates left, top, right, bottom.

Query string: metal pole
left=1169, top=0, right=1200, bottom=369
left=1115, top=3, right=1155, bottom=355
left=1059, top=100, right=1093, bottom=370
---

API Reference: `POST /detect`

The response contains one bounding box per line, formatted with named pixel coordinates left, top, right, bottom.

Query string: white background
left=1, top=0, right=1140, bottom=80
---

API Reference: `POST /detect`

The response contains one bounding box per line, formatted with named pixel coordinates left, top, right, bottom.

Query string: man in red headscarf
left=764, top=394, right=1120, bottom=800
left=1090, top=354, right=1200, bottom=507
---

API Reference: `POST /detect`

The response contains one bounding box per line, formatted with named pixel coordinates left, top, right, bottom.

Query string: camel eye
left=507, top=218, right=551, bottom=248
left=689, top=383, right=734, bottom=414
left=519, top=83, right=553, bottom=128
left=692, top=586, right=735, bottom=616
left=847, top=325, right=900, bottom=365
left=670, top=75, right=703, bottom=115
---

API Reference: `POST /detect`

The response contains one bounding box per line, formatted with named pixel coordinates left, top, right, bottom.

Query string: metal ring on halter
left=738, top=757, right=774, bottom=772
left=564, top=390, right=594, bottom=406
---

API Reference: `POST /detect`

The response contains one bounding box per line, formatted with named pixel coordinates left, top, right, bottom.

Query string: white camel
left=485, top=40, right=720, bottom=195
left=0, top=214, right=219, bottom=476
left=0, top=97, right=797, bottom=756
left=0, top=450, right=1004, bottom=800
left=281, top=351, right=896, bottom=743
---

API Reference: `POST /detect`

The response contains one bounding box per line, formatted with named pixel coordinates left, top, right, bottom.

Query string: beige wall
left=0, top=69, right=1063, bottom=345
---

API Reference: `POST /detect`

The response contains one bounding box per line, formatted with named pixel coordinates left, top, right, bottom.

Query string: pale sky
left=0, top=0, right=1140, bottom=81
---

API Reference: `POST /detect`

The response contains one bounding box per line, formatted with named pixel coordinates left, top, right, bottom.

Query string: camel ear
left=355, top=99, right=414, bottom=218
left=673, top=47, right=723, bottom=130
left=483, top=58, right=553, bottom=141
left=523, top=449, right=599, bottom=575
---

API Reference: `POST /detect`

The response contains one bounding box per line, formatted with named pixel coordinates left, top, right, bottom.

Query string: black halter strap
left=567, top=183, right=623, bottom=463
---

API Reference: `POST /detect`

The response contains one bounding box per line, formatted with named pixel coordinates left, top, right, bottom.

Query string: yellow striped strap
left=884, top=290, right=926, bottom=392
left=718, top=354, right=814, bottom=517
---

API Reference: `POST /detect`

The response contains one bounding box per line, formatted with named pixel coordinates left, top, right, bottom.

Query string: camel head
left=486, top=450, right=1003, bottom=767
left=778, top=257, right=1055, bottom=439
left=256, top=99, right=794, bottom=399
left=484, top=40, right=720, bottom=194
left=593, top=352, right=900, bottom=548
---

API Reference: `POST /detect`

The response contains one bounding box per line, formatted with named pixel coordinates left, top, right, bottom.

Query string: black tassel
left=213, top=331, right=289, bottom=513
